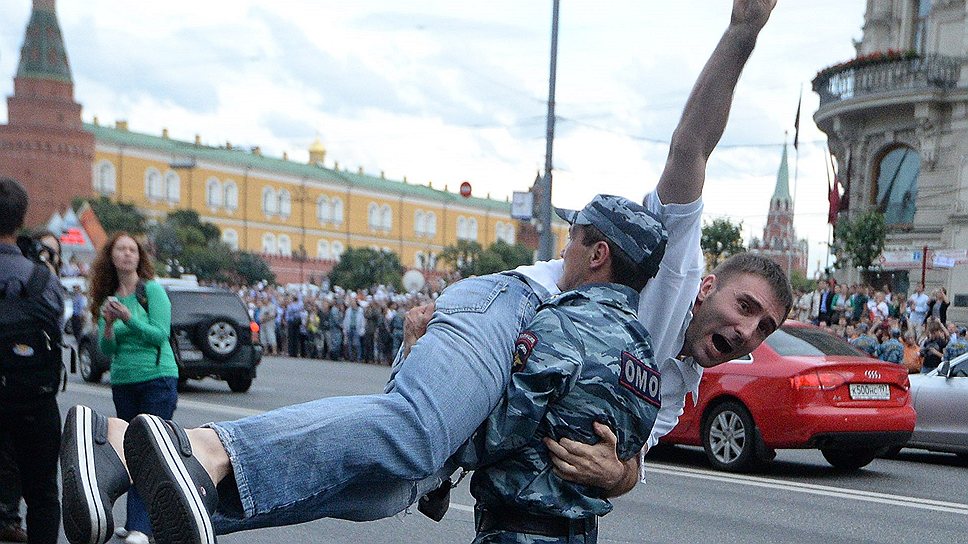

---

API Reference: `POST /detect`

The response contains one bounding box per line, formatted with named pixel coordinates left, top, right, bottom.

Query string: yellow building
left=86, top=121, right=568, bottom=274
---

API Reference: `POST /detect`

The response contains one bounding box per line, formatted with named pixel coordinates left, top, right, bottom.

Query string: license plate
left=180, top=350, right=204, bottom=362
left=849, top=383, right=890, bottom=400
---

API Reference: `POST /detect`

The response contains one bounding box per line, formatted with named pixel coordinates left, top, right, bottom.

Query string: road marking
left=67, top=383, right=264, bottom=418
left=68, top=383, right=968, bottom=517
left=646, top=463, right=968, bottom=516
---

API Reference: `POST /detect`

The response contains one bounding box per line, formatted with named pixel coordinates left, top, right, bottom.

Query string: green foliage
left=439, top=240, right=534, bottom=277
left=151, top=209, right=233, bottom=281
left=232, top=251, right=276, bottom=285
left=701, top=218, right=746, bottom=267
left=328, top=247, right=403, bottom=291
left=789, top=270, right=816, bottom=293
left=833, top=211, right=886, bottom=271
left=84, top=196, right=147, bottom=235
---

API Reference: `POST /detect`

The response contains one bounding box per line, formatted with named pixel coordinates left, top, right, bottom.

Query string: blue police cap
left=555, top=194, right=668, bottom=280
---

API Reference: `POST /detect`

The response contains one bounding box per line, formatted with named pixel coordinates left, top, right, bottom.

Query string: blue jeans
left=113, top=377, right=179, bottom=534
left=209, top=273, right=541, bottom=532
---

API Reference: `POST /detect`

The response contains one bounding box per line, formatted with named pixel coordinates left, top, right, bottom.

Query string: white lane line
left=646, top=463, right=968, bottom=516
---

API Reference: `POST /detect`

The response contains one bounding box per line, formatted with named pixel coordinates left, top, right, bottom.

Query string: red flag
left=828, top=176, right=841, bottom=225
left=793, top=96, right=801, bottom=151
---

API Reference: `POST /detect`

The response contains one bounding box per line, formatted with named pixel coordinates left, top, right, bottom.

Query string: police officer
left=850, top=323, right=878, bottom=357
left=468, top=195, right=666, bottom=544
left=943, top=326, right=968, bottom=363
left=0, top=178, right=65, bottom=544
left=877, top=329, right=904, bottom=364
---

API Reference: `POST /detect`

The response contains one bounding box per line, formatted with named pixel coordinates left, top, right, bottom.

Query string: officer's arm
left=477, top=310, right=580, bottom=462
left=654, top=0, right=776, bottom=204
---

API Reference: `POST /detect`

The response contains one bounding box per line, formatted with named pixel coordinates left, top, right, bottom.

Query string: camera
left=17, top=234, right=57, bottom=269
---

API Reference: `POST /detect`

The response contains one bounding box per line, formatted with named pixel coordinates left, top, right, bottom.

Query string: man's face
left=683, top=272, right=786, bottom=368
left=557, top=225, right=594, bottom=292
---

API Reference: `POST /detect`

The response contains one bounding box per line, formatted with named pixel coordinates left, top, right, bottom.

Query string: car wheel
left=196, top=318, right=240, bottom=360
left=880, top=446, right=903, bottom=459
left=78, top=343, right=103, bottom=383
left=226, top=375, right=252, bottom=393
left=820, top=448, right=879, bottom=471
left=702, top=401, right=757, bottom=472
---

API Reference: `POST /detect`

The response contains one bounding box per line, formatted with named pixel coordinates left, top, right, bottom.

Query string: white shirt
left=515, top=190, right=706, bottom=479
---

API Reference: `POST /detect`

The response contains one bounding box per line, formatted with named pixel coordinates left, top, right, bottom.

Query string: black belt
left=476, top=506, right=598, bottom=538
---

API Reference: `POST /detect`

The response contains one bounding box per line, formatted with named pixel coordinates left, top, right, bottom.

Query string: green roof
left=84, top=123, right=515, bottom=213
left=17, top=6, right=72, bottom=83
left=771, top=143, right=791, bottom=204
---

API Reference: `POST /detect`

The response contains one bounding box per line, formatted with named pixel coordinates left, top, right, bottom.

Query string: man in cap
left=61, top=1, right=789, bottom=542
left=468, top=196, right=666, bottom=543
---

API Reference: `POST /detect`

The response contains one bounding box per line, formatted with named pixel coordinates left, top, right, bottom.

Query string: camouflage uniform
left=876, top=338, right=904, bottom=364
left=943, top=335, right=968, bottom=362
left=468, top=283, right=661, bottom=544
left=850, top=334, right=879, bottom=356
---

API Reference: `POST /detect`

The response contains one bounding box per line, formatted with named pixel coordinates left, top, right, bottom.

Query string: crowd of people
left=791, top=280, right=967, bottom=374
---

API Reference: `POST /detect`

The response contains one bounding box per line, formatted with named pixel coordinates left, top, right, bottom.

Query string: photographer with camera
left=0, top=177, right=65, bottom=544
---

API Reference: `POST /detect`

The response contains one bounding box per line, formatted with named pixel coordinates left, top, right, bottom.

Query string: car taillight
left=250, top=321, right=260, bottom=343
left=791, top=370, right=846, bottom=390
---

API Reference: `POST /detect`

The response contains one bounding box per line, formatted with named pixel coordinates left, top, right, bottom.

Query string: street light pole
left=538, top=0, right=560, bottom=261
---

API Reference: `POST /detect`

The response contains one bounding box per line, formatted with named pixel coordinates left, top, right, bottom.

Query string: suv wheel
left=702, top=401, right=757, bottom=472
left=227, top=375, right=253, bottom=393
left=197, top=318, right=240, bottom=360
left=78, top=342, right=103, bottom=383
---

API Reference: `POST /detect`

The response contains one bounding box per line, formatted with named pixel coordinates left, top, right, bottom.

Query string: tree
left=789, top=270, right=816, bottom=294
left=81, top=196, right=148, bottom=235
left=232, top=251, right=276, bottom=285
left=833, top=211, right=886, bottom=272
left=439, top=240, right=534, bottom=277
left=328, top=248, right=403, bottom=291
left=439, top=240, right=483, bottom=277
left=701, top=218, right=745, bottom=267
left=149, top=209, right=233, bottom=281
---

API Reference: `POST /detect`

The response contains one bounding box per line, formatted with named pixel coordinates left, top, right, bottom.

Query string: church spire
left=771, top=142, right=791, bottom=206
left=16, top=0, right=72, bottom=83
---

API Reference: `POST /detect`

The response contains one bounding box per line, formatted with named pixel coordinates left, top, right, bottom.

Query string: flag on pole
left=828, top=177, right=841, bottom=226
left=793, top=95, right=801, bottom=151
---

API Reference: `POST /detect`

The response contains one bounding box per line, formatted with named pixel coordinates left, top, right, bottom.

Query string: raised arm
left=656, top=0, right=777, bottom=204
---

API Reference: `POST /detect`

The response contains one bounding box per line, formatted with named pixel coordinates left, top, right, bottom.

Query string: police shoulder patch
left=619, top=351, right=661, bottom=408
left=512, top=330, right=539, bottom=372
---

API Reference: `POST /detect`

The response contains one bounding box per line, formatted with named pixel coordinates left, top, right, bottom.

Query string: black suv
left=76, top=285, right=263, bottom=392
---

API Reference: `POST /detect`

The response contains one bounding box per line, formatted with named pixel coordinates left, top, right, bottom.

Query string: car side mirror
left=939, top=359, right=953, bottom=379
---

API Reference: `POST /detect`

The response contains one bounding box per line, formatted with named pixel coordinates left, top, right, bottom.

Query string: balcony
left=813, top=55, right=961, bottom=111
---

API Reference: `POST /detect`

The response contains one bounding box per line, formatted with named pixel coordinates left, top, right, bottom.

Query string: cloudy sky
left=1, top=0, right=867, bottom=274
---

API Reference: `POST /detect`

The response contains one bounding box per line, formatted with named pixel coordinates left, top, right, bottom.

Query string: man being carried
left=61, top=2, right=787, bottom=543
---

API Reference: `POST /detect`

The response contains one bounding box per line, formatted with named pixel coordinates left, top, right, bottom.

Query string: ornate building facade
left=1, top=1, right=566, bottom=282
left=749, top=144, right=808, bottom=278
left=813, top=0, right=968, bottom=321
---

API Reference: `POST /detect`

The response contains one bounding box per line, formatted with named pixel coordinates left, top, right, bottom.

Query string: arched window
left=415, top=251, right=426, bottom=268
left=468, top=218, right=478, bottom=241
left=278, top=190, right=292, bottom=218
left=222, top=229, right=239, bottom=250
left=223, top=181, right=238, bottom=211
left=332, top=241, right=344, bottom=261
left=145, top=167, right=163, bottom=200
left=316, top=196, right=331, bottom=224
left=380, top=204, right=392, bottom=231
left=457, top=216, right=467, bottom=239
left=278, top=234, right=292, bottom=256
left=428, top=252, right=438, bottom=270
left=874, top=146, right=920, bottom=225
left=914, top=0, right=932, bottom=54
left=165, top=171, right=180, bottom=203
left=367, top=203, right=379, bottom=230
left=207, top=178, right=223, bottom=208
left=427, top=212, right=437, bottom=237
left=317, top=239, right=331, bottom=259
left=415, top=210, right=426, bottom=236
left=262, top=187, right=277, bottom=216
left=93, top=160, right=116, bottom=195
left=332, top=198, right=344, bottom=225
left=261, top=233, right=277, bottom=254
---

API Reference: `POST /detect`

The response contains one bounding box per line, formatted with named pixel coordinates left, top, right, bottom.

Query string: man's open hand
left=731, top=0, right=777, bottom=31
left=543, top=422, right=637, bottom=496
left=402, top=302, right=434, bottom=358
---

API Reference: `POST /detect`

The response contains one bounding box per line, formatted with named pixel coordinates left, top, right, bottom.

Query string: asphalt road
left=41, top=354, right=968, bottom=544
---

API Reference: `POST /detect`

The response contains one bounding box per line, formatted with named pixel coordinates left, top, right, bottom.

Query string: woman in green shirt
left=88, top=232, right=178, bottom=544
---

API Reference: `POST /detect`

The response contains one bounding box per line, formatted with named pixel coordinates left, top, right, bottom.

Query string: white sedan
left=902, top=353, right=968, bottom=459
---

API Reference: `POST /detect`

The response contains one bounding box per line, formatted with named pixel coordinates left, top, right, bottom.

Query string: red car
left=660, top=322, right=916, bottom=472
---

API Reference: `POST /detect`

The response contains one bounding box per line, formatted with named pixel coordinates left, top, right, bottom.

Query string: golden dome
left=308, top=137, right=326, bottom=165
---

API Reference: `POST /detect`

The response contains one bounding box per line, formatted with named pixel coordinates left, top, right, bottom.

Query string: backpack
left=0, top=263, right=67, bottom=404
left=134, top=280, right=181, bottom=367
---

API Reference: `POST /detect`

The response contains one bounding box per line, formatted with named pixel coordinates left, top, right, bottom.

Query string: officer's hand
left=544, top=422, right=635, bottom=495
left=403, top=302, right=434, bottom=358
